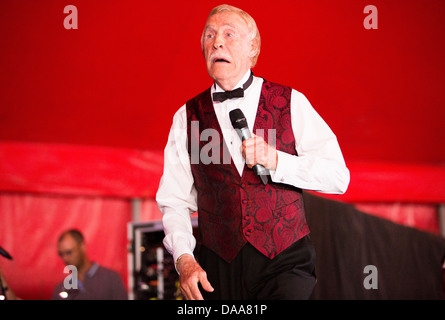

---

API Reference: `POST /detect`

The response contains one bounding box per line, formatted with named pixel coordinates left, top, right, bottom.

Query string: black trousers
left=196, top=235, right=317, bottom=300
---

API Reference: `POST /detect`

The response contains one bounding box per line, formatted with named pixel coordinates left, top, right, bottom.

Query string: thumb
left=199, top=273, right=214, bottom=293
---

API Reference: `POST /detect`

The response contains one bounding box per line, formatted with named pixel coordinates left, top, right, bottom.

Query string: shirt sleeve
left=156, top=105, right=198, bottom=263
left=270, top=90, right=350, bottom=194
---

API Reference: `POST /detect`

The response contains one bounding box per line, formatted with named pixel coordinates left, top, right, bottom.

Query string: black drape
left=304, top=192, right=445, bottom=299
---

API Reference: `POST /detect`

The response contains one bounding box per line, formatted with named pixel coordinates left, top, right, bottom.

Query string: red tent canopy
left=0, top=142, right=444, bottom=203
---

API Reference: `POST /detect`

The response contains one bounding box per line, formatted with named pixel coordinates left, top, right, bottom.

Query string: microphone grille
left=229, top=109, right=248, bottom=129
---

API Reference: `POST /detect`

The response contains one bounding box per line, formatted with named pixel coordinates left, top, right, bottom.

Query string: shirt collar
left=86, top=262, right=99, bottom=278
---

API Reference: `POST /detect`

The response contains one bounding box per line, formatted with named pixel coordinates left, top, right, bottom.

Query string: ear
left=249, top=38, right=259, bottom=58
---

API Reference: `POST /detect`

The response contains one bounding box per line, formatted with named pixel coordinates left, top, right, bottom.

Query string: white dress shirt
left=156, top=70, right=350, bottom=263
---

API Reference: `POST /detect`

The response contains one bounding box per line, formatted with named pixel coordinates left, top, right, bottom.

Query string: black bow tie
left=212, top=71, right=254, bottom=103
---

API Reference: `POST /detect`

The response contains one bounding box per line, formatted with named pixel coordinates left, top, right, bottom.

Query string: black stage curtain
left=304, top=192, right=445, bottom=299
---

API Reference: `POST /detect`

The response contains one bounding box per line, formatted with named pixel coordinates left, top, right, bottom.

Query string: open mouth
left=213, top=58, right=230, bottom=64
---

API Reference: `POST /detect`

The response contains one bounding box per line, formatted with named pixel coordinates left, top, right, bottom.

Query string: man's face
left=202, top=12, right=257, bottom=88
left=57, top=235, right=85, bottom=268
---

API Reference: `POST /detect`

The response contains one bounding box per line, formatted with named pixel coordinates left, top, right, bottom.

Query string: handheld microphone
left=0, top=246, right=13, bottom=260
left=229, top=108, right=269, bottom=185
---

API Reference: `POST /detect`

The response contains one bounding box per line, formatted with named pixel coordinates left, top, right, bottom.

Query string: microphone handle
left=254, top=165, right=269, bottom=185
left=236, top=128, right=269, bottom=185
left=239, top=127, right=251, bottom=141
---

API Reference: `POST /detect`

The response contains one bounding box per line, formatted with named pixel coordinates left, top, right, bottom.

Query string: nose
left=213, top=32, right=224, bottom=49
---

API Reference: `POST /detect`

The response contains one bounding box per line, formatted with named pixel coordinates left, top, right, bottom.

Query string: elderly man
left=156, top=4, right=349, bottom=300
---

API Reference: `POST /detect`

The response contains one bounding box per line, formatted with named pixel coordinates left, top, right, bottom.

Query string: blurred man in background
left=52, top=229, right=127, bottom=300
left=0, top=267, right=18, bottom=300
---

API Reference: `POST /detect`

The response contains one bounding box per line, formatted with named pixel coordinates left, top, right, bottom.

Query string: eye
left=204, top=31, right=215, bottom=39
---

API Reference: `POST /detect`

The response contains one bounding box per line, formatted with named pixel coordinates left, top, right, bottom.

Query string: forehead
left=205, top=12, right=249, bottom=32
left=58, top=235, right=78, bottom=248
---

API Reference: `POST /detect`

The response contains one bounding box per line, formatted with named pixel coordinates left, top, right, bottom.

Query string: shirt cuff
left=173, top=249, right=195, bottom=274
left=173, top=248, right=195, bottom=267
left=271, top=150, right=297, bottom=184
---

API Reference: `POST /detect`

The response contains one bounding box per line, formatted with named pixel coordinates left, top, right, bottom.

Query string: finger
left=179, top=286, right=191, bottom=300
left=241, top=143, right=253, bottom=166
left=251, top=133, right=265, bottom=143
left=181, top=282, right=199, bottom=300
left=199, top=272, right=214, bottom=293
left=242, top=138, right=262, bottom=167
left=181, top=273, right=205, bottom=300
left=244, top=137, right=255, bottom=147
left=189, top=281, right=204, bottom=300
left=241, top=143, right=246, bottom=158
left=246, top=147, right=258, bottom=166
left=179, top=280, right=191, bottom=300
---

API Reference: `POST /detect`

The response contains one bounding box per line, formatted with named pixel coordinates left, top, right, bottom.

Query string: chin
left=209, top=67, right=234, bottom=82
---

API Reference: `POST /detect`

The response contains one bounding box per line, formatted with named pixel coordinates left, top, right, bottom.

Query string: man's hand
left=241, top=134, right=278, bottom=170
left=176, top=254, right=214, bottom=300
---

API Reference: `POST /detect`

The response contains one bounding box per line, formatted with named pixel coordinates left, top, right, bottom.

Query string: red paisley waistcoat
left=186, top=79, right=310, bottom=262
